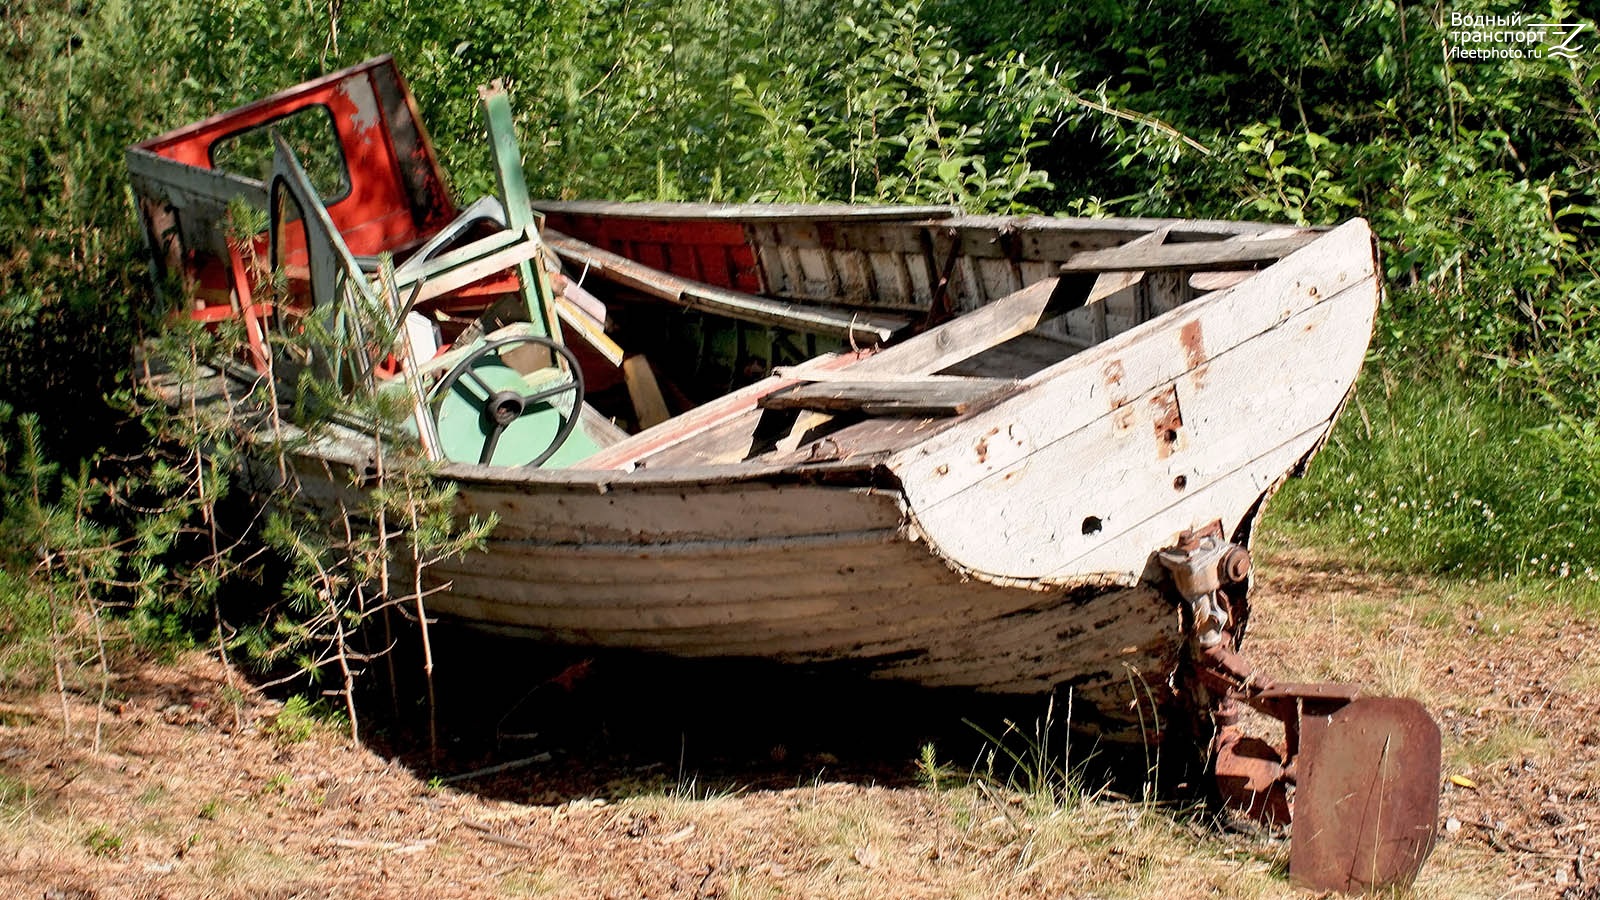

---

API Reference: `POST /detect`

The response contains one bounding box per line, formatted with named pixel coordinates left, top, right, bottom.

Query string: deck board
left=759, top=377, right=1015, bottom=417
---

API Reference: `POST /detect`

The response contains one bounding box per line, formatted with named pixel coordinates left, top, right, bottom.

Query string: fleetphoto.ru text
left=1447, top=11, right=1587, bottom=60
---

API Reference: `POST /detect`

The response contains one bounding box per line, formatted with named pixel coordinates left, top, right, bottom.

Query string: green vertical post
left=479, top=82, right=559, bottom=342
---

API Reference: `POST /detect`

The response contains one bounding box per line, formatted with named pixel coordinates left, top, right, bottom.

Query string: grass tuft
left=963, top=695, right=1089, bottom=813
left=80, top=824, right=123, bottom=857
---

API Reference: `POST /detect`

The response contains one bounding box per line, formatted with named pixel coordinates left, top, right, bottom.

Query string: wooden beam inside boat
left=829, top=263, right=1162, bottom=382
left=759, top=377, right=1015, bottom=417
left=842, top=276, right=1073, bottom=377
left=544, top=229, right=908, bottom=344
left=622, top=355, right=672, bottom=429
left=1060, top=232, right=1321, bottom=273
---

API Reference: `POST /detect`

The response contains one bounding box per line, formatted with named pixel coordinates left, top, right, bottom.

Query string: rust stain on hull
left=974, top=426, right=999, bottom=463
left=1102, top=358, right=1129, bottom=412
left=1149, top=386, right=1185, bottom=458
left=1180, top=320, right=1208, bottom=387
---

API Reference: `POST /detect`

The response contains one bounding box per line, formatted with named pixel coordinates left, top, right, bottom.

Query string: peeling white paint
left=339, top=79, right=380, bottom=134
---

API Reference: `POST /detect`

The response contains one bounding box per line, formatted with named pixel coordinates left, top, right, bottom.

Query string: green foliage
left=0, top=408, right=130, bottom=723
left=1274, top=367, right=1600, bottom=580
left=234, top=284, right=496, bottom=735
left=0, top=0, right=214, bottom=458
left=264, top=694, right=344, bottom=745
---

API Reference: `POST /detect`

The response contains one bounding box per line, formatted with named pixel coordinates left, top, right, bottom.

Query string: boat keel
left=1158, top=526, right=1442, bottom=893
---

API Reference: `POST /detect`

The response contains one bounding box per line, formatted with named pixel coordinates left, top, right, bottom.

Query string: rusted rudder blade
left=1155, top=526, right=1442, bottom=893
left=1289, top=696, right=1442, bottom=894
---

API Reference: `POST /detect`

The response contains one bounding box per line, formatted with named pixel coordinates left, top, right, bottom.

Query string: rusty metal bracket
left=1157, top=523, right=1250, bottom=650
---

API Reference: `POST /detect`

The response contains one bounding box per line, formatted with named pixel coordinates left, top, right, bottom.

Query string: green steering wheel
left=429, top=333, right=585, bottom=468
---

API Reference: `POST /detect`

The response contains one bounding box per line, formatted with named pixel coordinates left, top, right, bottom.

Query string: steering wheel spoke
left=479, top=421, right=508, bottom=466
left=522, top=378, right=578, bottom=407
left=460, top=369, right=497, bottom=401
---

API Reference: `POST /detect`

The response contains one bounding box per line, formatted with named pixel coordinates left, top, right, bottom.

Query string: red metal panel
left=630, top=241, right=666, bottom=272
left=138, top=59, right=451, bottom=268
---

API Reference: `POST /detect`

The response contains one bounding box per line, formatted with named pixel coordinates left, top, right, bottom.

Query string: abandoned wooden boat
left=130, top=56, right=1440, bottom=890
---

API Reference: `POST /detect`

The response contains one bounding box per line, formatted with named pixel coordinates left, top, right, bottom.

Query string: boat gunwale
left=530, top=199, right=1297, bottom=242
left=530, top=199, right=960, bottom=222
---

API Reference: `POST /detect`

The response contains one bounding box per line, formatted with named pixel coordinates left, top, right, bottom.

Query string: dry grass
left=1561, top=656, right=1600, bottom=696
left=2, top=550, right=1597, bottom=898
left=1247, top=546, right=1600, bottom=896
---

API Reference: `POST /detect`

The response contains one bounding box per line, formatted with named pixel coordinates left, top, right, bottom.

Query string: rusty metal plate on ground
left=1290, top=697, right=1442, bottom=893
left=1214, top=732, right=1290, bottom=826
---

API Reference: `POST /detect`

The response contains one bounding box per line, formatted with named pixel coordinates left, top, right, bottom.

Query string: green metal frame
left=261, top=86, right=601, bottom=468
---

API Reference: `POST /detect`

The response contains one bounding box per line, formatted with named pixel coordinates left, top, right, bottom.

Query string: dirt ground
left=1, top=549, right=1596, bottom=899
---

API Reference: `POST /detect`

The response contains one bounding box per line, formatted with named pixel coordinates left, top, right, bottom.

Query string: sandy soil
left=1, top=550, right=1595, bottom=898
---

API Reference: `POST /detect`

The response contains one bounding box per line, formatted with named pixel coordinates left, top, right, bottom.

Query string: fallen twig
left=1466, top=821, right=1581, bottom=860
left=436, top=753, right=551, bottom=784
left=661, top=823, right=697, bottom=845
left=330, top=837, right=435, bottom=854
left=462, top=819, right=538, bottom=852
left=1507, top=841, right=1578, bottom=861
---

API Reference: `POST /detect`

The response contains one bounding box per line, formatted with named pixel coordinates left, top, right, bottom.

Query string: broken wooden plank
left=405, top=228, right=543, bottom=304
left=1189, top=270, right=1255, bottom=292
left=481, top=83, right=535, bottom=233
left=623, top=355, right=672, bottom=429
left=846, top=277, right=1067, bottom=377
left=771, top=369, right=999, bottom=385
left=1059, top=233, right=1320, bottom=273
left=544, top=229, right=907, bottom=344
left=390, top=195, right=513, bottom=281
left=479, top=84, right=562, bottom=343
left=555, top=294, right=624, bottom=367
left=759, top=377, right=1015, bottom=417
